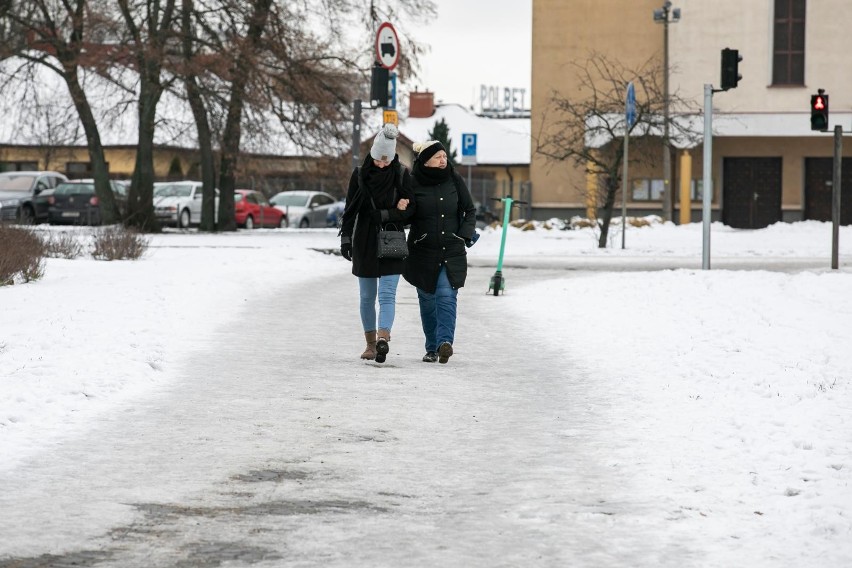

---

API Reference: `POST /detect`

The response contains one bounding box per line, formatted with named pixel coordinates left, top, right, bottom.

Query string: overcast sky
left=407, top=0, right=532, bottom=111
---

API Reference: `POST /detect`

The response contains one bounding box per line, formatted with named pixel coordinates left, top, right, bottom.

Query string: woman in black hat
left=400, top=140, right=477, bottom=364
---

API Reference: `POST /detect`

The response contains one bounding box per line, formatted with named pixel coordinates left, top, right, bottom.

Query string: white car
left=270, top=190, right=339, bottom=228
left=153, top=181, right=219, bottom=228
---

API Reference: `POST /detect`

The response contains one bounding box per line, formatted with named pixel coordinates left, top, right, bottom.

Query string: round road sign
left=375, top=22, right=400, bottom=70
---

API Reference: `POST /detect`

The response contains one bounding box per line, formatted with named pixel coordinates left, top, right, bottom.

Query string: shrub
left=91, top=225, right=149, bottom=261
left=43, top=230, right=86, bottom=259
left=0, top=225, right=46, bottom=285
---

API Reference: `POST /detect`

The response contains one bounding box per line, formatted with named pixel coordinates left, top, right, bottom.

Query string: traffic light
left=810, top=91, right=829, bottom=131
left=720, top=48, right=742, bottom=91
left=370, top=63, right=389, bottom=108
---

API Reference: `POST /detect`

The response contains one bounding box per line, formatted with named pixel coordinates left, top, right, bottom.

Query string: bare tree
left=535, top=53, right=699, bottom=247
left=2, top=0, right=121, bottom=223
left=5, top=0, right=435, bottom=233
left=169, top=0, right=434, bottom=232
left=117, top=0, right=179, bottom=231
left=178, top=0, right=218, bottom=231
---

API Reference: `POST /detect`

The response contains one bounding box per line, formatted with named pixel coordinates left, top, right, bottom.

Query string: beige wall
left=531, top=0, right=661, bottom=213
left=531, top=0, right=852, bottom=221
left=671, top=0, right=852, bottom=113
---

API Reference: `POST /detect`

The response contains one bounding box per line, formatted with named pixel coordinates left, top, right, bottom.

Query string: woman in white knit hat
left=399, top=140, right=477, bottom=364
left=338, top=123, right=411, bottom=363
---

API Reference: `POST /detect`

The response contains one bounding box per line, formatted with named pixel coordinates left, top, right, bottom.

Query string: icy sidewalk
left=0, top=263, right=686, bottom=567
left=1, top=254, right=849, bottom=567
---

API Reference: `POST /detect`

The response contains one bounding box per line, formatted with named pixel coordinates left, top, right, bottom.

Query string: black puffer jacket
left=401, top=168, right=476, bottom=293
left=339, top=156, right=411, bottom=278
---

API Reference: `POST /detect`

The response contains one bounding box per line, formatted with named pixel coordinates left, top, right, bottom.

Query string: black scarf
left=361, top=154, right=397, bottom=206
left=412, top=160, right=452, bottom=186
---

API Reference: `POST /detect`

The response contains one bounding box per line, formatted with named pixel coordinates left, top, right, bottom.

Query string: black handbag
left=376, top=223, right=408, bottom=259
left=369, top=193, right=408, bottom=259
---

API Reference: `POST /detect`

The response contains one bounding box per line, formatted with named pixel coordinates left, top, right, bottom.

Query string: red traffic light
left=810, top=91, right=829, bottom=131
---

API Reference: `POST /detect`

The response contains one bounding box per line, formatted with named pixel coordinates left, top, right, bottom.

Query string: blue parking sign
left=461, top=133, right=477, bottom=165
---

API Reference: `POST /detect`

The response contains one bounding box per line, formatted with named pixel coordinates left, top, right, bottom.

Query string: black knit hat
left=414, top=140, right=447, bottom=164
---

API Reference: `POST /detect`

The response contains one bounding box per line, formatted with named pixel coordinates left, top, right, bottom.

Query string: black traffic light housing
left=720, top=48, right=742, bottom=91
left=810, top=89, right=829, bottom=131
left=370, top=63, right=389, bottom=108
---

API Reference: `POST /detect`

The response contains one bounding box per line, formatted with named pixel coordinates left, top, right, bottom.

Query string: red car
left=234, top=189, right=287, bottom=229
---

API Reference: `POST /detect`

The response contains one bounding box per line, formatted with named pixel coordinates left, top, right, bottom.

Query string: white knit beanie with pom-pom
left=370, top=123, right=399, bottom=161
left=412, top=140, right=446, bottom=164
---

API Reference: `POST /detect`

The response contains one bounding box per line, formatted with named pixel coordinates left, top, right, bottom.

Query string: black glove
left=465, top=231, right=480, bottom=248
left=340, top=243, right=352, bottom=261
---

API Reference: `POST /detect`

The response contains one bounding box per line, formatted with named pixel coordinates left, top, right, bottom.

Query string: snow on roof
left=398, top=103, right=530, bottom=166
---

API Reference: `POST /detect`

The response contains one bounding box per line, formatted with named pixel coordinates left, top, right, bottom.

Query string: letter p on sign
left=461, top=133, right=477, bottom=166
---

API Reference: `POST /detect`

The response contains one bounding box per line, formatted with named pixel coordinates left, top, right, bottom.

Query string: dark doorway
left=804, top=158, right=852, bottom=225
left=722, top=157, right=782, bottom=228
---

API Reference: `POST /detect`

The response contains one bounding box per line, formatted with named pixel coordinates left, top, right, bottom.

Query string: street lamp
left=653, top=1, right=680, bottom=222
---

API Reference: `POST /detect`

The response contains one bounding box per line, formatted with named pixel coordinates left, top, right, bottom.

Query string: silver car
left=270, top=190, right=338, bottom=228
left=0, top=171, right=69, bottom=224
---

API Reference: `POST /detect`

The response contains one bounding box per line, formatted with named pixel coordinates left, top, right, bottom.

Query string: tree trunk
left=125, top=69, right=162, bottom=232
left=188, top=78, right=217, bottom=232
left=63, top=69, right=119, bottom=224
left=216, top=0, right=273, bottom=232
left=181, top=0, right=217, bottom=232
left=597, top=178, right=619, bottom=248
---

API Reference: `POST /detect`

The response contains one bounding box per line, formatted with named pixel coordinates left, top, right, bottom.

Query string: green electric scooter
left=487, top=196, right=528, bottom=296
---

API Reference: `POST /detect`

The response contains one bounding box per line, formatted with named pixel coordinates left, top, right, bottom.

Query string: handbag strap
left=368, top=189, right=400, bottom=232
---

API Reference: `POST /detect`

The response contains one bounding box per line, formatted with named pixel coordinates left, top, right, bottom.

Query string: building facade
left=531, top=0, right=852, bottom=226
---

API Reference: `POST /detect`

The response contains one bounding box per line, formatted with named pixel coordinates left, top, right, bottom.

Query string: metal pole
left=662, top=9, right=672, bottom=222
left=351, top=99, right=362, bottom=171
left=702, top=84, right=713, bottom=270
left=497, top=197, right=513, bottom=272
left=832, top=124, right=842, bottom=269
left=621, top=128, right=629, bottom=249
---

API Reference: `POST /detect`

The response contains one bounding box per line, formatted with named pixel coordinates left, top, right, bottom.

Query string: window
left=772, top=0, right=806, bottom=85
left=0, top=161, right=38, bottom=172
left=66, top=161, right=109, bottom=177
left=631, top=178, right=665, bottom=201
left=689, top=179, right=714, bottom=201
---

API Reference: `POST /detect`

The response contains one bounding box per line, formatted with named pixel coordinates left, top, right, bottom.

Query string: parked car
left=47, top=179, right=128, bottom=225
left=270, top=190, right=339, bottom=228
left=234, top=189, right=287, bottom=229
left=0, top=171, right=68, bottom=224
left=326, top=199, right=346, bottom=228
left=153, top=181, right=219, bottom=228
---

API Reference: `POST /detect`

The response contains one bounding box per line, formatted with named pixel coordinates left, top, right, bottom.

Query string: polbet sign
left=479, top=85, right=528, bottom=114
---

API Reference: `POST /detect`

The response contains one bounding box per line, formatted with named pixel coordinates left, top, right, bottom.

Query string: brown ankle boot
left=375, top=329, right=391, bottom=363
left=361, top=331, right=377, bottom=360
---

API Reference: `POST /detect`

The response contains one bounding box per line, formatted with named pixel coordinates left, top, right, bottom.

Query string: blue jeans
left=416, top=267, right=458, bottom=352
left=358, top=274, right=401, bottom=332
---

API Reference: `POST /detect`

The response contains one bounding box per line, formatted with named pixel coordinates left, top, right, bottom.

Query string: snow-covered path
left=1, top=224, right=850, bottom=567
left=0, top=264, right=635, bottom=567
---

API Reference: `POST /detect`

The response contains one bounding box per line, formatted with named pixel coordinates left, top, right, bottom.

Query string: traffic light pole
left=832, top=124, right=842, bottom=270
left=702, top=83, right=713, bottom=270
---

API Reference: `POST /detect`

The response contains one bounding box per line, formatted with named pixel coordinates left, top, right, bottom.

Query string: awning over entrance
left=585, top=112, right=852, bottom=149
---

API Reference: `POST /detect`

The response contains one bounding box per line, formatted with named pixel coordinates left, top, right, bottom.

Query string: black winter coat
left=401, top=169, right=476, bottom=293
left=339, top=157, right=411, bottom=278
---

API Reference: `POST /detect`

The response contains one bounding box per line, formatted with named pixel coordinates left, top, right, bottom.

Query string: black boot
left=437, top=342, right=453, bottom=364
left=375, top=329, right=390, bottom=363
